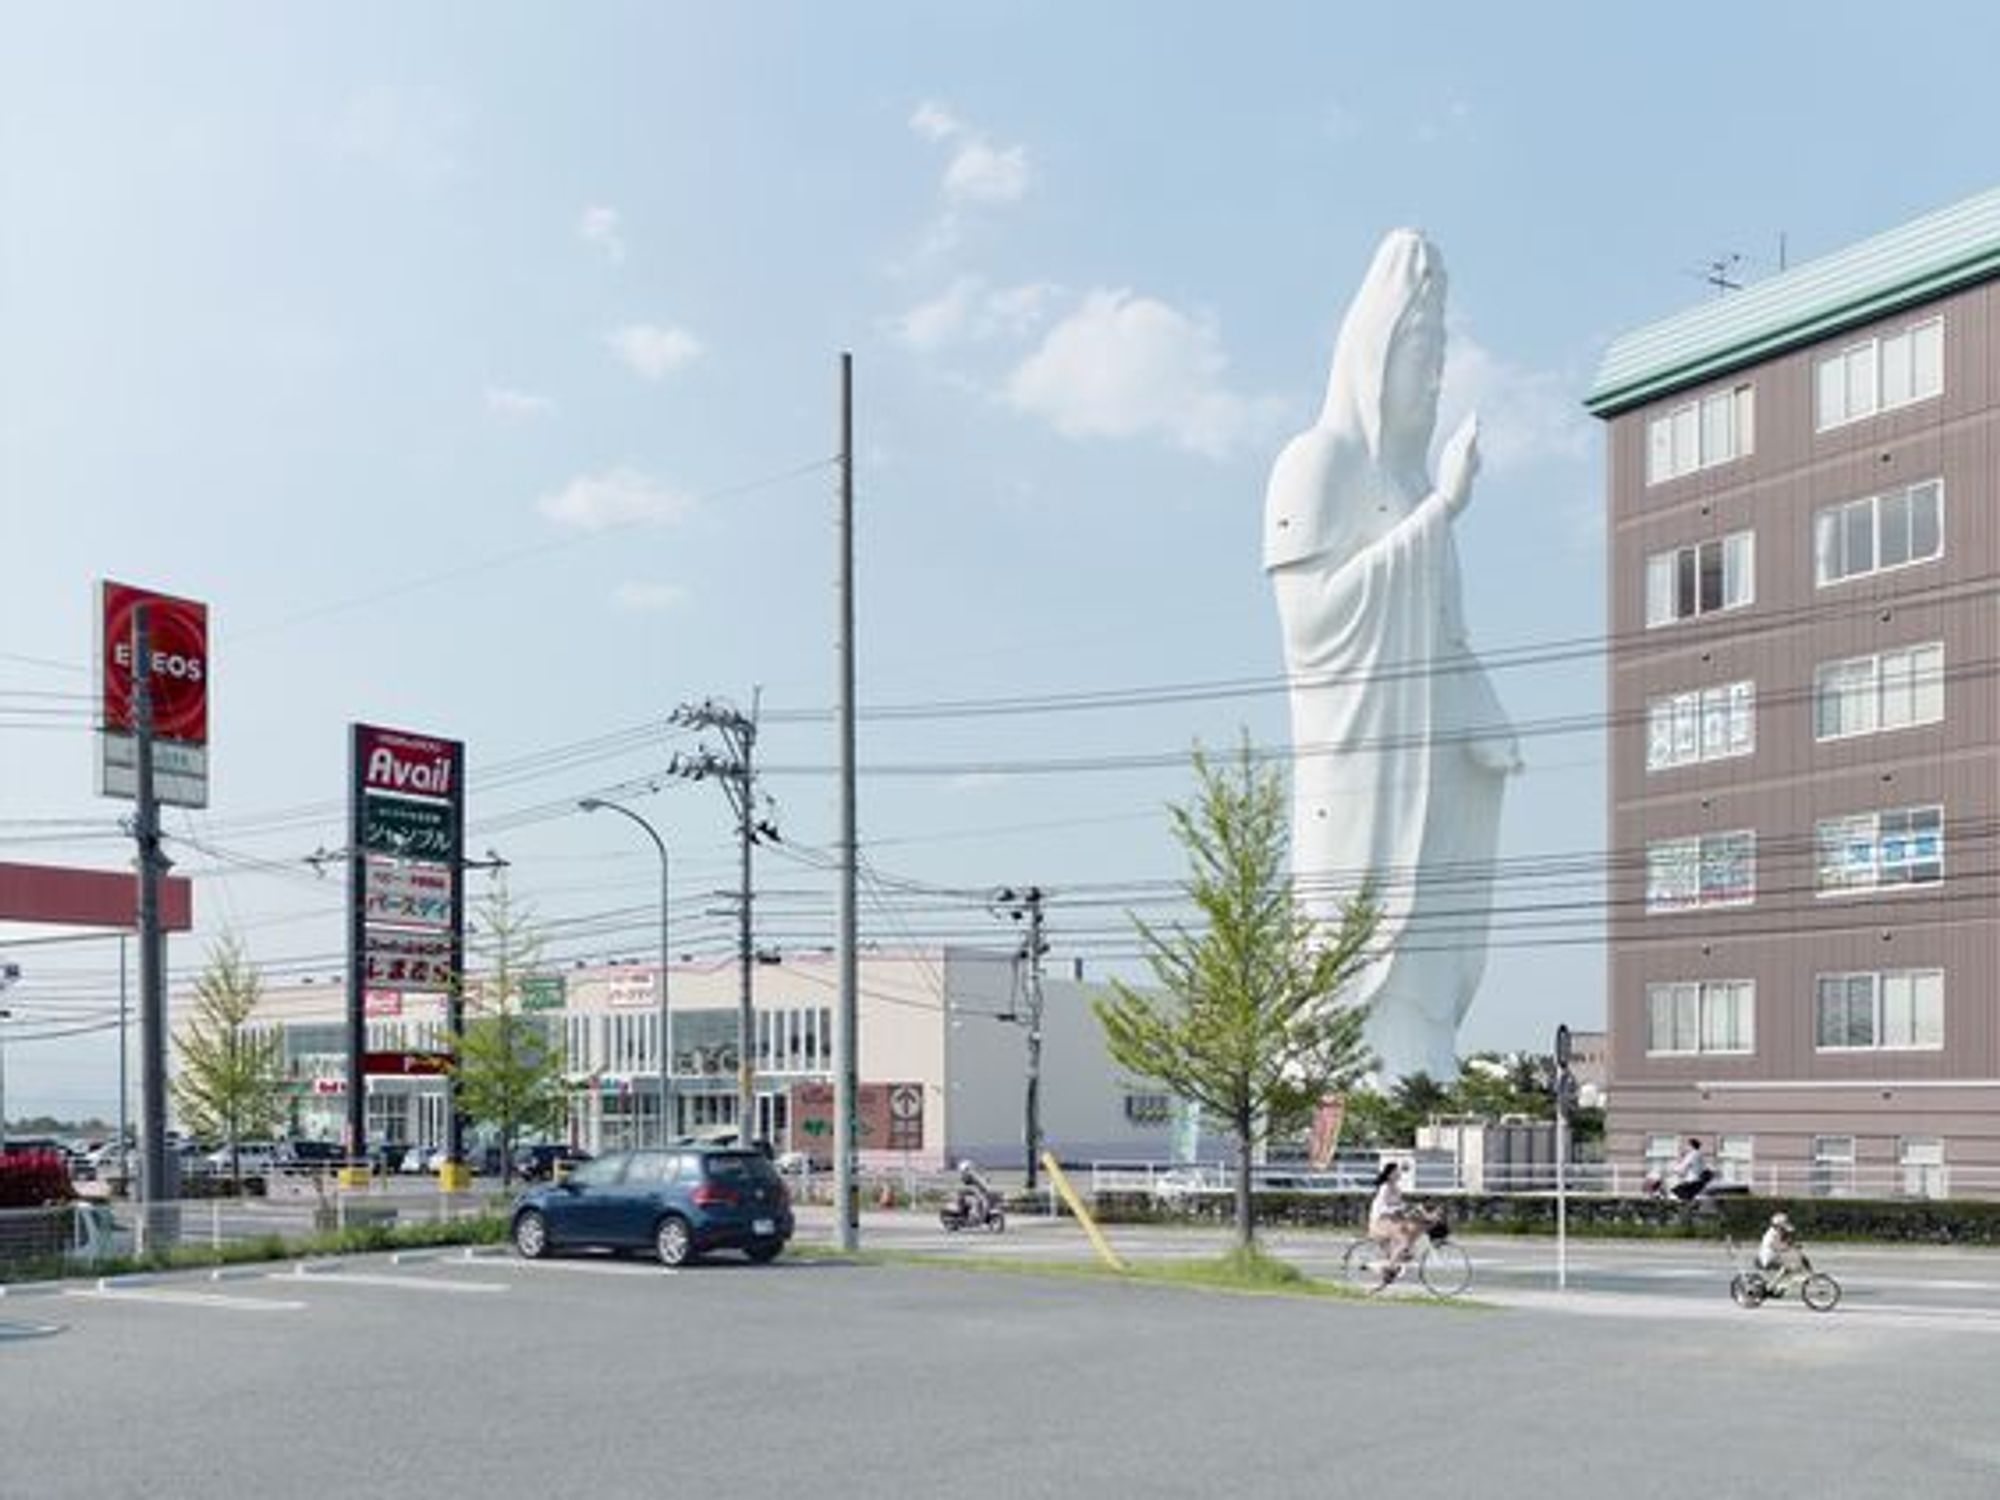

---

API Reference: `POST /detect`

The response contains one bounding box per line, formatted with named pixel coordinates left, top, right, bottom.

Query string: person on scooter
left=1670, top=1137, right=1714, bottom=1202
left=1757, top=1211, right=1809, bottom=1292
left=955, top=1159, right=994, bottom=1225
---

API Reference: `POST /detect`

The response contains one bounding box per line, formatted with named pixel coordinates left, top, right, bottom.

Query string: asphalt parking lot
left=5, top=1232, right=2000, bottom=1500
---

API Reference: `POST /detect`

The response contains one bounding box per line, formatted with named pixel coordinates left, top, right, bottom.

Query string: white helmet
left=958, top=1160, right=977, bottom=1174
left=1770, top=1212, right=1792, bottom=1229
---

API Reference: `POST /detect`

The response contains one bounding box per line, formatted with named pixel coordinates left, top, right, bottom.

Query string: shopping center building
left=1587, top=185, right=2000, bottom=1196
left=198, top=948, right=1175, bottom=1170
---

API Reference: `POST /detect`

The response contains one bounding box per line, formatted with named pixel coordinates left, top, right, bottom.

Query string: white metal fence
left=1088, top=1156, right=2000, bottom=1203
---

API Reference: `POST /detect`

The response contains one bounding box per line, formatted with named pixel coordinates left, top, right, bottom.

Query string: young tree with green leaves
left=1094, top=742, right=1379, bottom=1249
left=453, top=879, right=567, bottom=1179
left=172, top=935, right=286, bottom=1192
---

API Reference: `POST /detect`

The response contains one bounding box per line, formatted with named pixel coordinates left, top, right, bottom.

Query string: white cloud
left=909, top=101, right=964, bottom=143
left=484, top=387, right=554, bottom=420
left=610, top=581, right=689, bottom=613
left=905, top=100, right=1032, bottom=258
left=317, top=85, right=463, bottom=186
left=606, top=323, right=703, bottom=380
left=894, top=276, right=1056, bottom=351
left=1005, top=289, right=1282, bottom=458
left=942, top=139, right=1030, bottom=206
left=1438, top=331, right=1592, bottom=475
left=538, top=468, right=693, bottom=531
left=579, top=205, right=625, bottom=263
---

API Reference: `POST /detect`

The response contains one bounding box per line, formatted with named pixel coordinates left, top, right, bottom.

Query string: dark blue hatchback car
left=510, top=1147, right=793, bottom=1267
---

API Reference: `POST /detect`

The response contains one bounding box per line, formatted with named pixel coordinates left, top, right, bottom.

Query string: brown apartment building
left=1586, top=187, right=2000, bottom=1198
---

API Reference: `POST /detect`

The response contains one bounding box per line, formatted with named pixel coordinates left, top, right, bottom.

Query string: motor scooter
left=939, top=1191, right=1005, bottom=1233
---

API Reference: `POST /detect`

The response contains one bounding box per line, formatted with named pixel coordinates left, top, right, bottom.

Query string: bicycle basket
left=1426, top=1220, right=1452, bottom=1243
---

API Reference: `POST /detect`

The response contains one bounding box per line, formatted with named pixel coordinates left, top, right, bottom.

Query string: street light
left=579, top=798, right=672, bottom=1148
left=0, top=960, right=18, bottom=1153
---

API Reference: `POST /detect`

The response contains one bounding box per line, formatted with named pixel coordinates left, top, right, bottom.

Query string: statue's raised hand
left=1438, top=412, right=1480, bottom=516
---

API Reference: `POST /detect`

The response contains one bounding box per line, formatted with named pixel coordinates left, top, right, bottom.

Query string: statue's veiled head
left=1322, top=229, right=1446, bottom=475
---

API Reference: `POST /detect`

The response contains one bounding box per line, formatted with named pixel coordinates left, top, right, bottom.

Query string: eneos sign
left=98, top=580, right=210, bottom=807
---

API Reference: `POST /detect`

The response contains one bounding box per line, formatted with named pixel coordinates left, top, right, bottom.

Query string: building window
left=1643, top=1134, right=1679, bottom=1180
left=1900, top=1137, right=1946, bottom=1200
left=1646, top=831, right=1755, bottom=912
left=1816, top=805, right=1944, bottom=893
left=1647, top=681, right=1754, bottom=771
left=1814, top=969, right=1944, bottom=1050
left=1123, top=1091, right=1173, bottom=1127
left=1717, top=1135, right=1754, bottom=1187
left=1813, top=480, right=1943, bottom=586
left=1647, top=384, right=1755, bottom=484
left=1815, top=316, right=1943, bottom=429
left=1814, top=643, right=1944, bottom=741
left=1644, top=979, right=1754, bottom=1055
left=1645, top=531, right=1753, bottom=627
left=1810, top=1135, right=1857, bottom=1198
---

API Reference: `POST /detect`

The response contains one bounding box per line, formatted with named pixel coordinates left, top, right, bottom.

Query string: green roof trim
left=1585, top=185, right=2000, bottom=417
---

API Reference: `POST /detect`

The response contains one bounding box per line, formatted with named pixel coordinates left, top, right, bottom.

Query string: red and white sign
left=356, top=723, right=460, bottom=801
left=363, top=929, right=455, bottom=991
left=98, top=580, right=211, bottom=808
left=605, top=968, right=657, bottom=1008
left=363, top=858, right=454, bottom=929
left=100, top=581, right=209, bottom=744
left=364, top=990, right=404, bottom=1018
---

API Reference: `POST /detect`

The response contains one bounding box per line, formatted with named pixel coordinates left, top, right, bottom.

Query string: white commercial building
left=193, top=948, right=1176, bottom=1170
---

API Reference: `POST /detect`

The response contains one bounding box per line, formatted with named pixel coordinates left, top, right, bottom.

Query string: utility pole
left=834, top=351, right=860, bottom=1252
left=668, top=696, right=772, bottom=1142
left=132, top=604, right=175, bottom=1245
left=993, top=887, right=1048, bottom=1192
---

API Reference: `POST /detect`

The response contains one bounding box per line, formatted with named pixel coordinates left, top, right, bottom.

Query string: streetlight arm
left=579, top=797, right=673, bottom=1149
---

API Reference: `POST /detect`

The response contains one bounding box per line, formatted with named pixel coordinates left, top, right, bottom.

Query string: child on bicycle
left=1756, top=1211, right=1810, bottom=1291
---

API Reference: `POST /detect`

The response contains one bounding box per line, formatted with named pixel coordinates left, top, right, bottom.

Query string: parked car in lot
left=510, top=1146, right=792, bottom=1267
left=276, top=1140, right=346, bottom=1175
left=513, top=1143, right=592, bottom=1182
left=202, top=1141, right=278, bottom=1179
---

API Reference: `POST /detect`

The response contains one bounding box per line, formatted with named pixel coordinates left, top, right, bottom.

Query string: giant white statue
left=1263, top=229, right=1520, bottom=1081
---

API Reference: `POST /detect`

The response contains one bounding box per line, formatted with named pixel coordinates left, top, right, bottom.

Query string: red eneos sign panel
left=100, top=581, right=209, bottom=744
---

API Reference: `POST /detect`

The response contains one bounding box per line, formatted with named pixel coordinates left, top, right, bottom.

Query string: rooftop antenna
left=1777, top=230, right=1788, bottom=272
left=1703, top=252, right=1745, bottom=296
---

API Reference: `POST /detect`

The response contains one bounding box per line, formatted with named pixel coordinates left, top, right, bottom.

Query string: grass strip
left=788, top=1240, right=1487, bottom=1310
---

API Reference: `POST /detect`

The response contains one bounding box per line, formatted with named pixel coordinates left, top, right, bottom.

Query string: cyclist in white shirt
left=1671, top=1137, right=1713, bottom=1202
left=1367, top=1161, right=1425, bottom=1285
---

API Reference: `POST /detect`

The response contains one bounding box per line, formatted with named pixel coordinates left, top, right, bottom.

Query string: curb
left=0, top=1279, right=70, bottom=1300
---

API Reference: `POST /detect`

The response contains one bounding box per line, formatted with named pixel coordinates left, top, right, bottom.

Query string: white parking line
left=68, top=1287, right=305, bottom=1312
left=272, top=1269, right=508, bottom=1295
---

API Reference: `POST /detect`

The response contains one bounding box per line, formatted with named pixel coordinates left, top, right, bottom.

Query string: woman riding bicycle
left=1367, top=1161, right=1432, bottom=1286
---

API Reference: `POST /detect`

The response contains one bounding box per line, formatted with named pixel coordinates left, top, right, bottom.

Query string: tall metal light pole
left=0, top=1009, right=12, bottom=1153
left=0, top=963, right=17, bottom=1153
left=579, top=798, right=672, bottom=1147
left=834, top=351, right=859, bottom=1252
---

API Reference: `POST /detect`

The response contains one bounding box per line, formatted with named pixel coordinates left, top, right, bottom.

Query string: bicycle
left=1341, top=1214, right=1472, bottom=1298
left=1729, top=1259, right=1841, bottom=1312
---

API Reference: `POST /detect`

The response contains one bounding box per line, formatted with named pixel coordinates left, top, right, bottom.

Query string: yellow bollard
left=438, top=1161, right=474, bottom=1193
left=336, top=1165, right=372, bottom=1191
left=1040, top=1152, right=1127, bottom=1273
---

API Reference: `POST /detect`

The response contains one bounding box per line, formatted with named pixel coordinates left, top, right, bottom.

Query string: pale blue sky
left=6, top=1, right=1999, bottom=1116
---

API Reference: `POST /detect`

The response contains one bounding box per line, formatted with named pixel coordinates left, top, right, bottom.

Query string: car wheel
left=513, top=1210, right=550, bottom=1260
left=745, top=1241, right=784, bottom=1265
left=655, top=1214, right=695, bottom=1267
